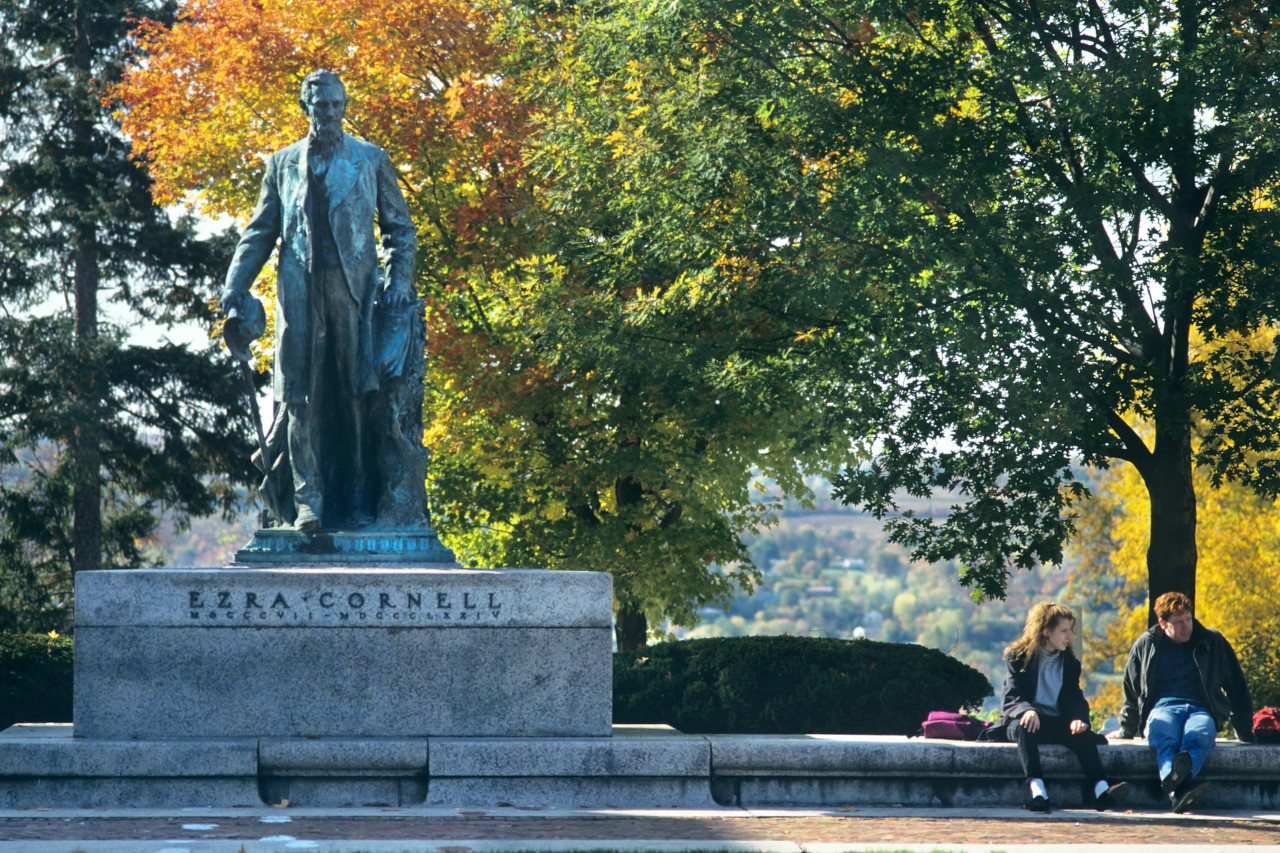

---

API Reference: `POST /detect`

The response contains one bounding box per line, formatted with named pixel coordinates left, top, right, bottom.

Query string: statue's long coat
left=224, top=133, right=416, bottom=404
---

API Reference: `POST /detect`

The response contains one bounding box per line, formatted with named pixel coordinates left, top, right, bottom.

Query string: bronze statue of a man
left=221, top=70, right=421, bottom=533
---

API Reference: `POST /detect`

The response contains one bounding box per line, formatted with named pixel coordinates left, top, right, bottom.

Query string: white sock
left=1030, top=778, right=1048, bottom=799
left=1094, top=779, right=1110, bottom=798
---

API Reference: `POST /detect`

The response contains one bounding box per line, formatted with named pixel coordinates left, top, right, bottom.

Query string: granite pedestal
left=73, top=566, right=612, bottom=739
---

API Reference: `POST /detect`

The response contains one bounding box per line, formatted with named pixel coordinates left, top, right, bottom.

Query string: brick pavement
left=0, top=807, right=1278, bottom=847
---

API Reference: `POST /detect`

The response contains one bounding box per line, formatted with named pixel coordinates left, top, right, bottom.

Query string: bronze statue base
left=233, top=527, right=457, bottom=565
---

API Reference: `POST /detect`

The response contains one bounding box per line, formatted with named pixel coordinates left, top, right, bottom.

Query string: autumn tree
left=120, top=0, right=864, bottom=648
left=507, top=0, right=1280, bottom=612
left=117, top=0, right=541, bottom=574
left=424, top=250, right=854, bottom=647
left=117, top=0, right=527, bottom=297
left=1070, top=450, right=1280, bottom=713
left=0, top=0, right=256, bottom=630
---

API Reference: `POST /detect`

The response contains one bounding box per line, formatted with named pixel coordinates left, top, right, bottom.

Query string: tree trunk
left=70, top=1, right=101, bottom=574
left=71, top=233, right=101, bottom=574
left=615, top=603, right=648, bottom=651
left=1143, top=428, right=1197, bottom=626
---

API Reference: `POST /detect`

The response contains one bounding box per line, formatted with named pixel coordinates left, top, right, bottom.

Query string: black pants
left=1007, top=714, right=1105, bottom=785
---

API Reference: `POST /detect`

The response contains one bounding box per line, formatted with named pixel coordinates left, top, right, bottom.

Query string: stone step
left=2, top=724, right=1277, bottom=811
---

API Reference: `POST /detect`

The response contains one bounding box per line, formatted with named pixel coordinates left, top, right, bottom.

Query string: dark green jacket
left=1117, top=621, right=1254, bottom=741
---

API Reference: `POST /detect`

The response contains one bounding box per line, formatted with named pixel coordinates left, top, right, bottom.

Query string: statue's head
left=299, top=70, right=347, bottom=144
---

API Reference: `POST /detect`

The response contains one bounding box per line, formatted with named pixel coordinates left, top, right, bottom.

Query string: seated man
left=1107, top=592, right=1254, bottom=812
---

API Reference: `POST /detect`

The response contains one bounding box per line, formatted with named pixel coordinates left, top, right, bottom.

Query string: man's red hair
left=1154, top=591, right=1192, bottom=621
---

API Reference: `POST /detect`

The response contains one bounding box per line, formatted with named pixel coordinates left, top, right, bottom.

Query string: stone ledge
left=425, top=725, right=717, bottom=808
left=705, top=735, right=1280, bottom=809
left=0, top=724, right=256, bottom=777
left=423, top=777, right=716, bottom=808
left=705, top=734, right=1271, bottom=779
left=257, top=737, right=430, bottom=808
left=430, top=726, right=710, bottom=778
left=2, top=726, right=1278, bottom=810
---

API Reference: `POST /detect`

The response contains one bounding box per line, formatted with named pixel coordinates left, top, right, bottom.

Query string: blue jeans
left=1145, top=703, right=1217, bottom=779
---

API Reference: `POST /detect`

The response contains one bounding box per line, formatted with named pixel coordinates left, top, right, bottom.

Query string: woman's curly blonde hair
left=1005, top=602, right=1077, bottom=670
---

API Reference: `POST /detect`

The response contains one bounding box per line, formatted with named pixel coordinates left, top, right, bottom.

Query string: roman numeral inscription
left=186, top=587, right=505, bottom=624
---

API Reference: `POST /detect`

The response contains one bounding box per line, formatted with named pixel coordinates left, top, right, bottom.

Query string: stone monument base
left=73, top=566, right=612, bottom=739
left=0, top=724, right=714, bottom=808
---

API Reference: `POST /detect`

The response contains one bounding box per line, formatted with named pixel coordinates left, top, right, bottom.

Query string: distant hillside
left=143, top=506, right=258, bottom=567
left=673, top=481, right=1122, bottom=707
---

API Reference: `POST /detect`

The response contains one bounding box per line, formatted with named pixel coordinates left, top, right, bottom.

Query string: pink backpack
left=920, top=710, right=991, bottom=740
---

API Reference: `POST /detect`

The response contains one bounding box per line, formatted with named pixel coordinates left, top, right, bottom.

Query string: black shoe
left=1161, top=751, right=1192, bottom=795
left=1172, top=779, right=1211, bottom=814
left=1095, top=781, right=1130, bottom=811
left=1025, top=795, right=1050, bottom=813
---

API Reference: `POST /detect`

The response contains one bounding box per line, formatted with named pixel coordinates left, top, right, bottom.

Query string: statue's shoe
left=294, top=507, right=321, bottom=533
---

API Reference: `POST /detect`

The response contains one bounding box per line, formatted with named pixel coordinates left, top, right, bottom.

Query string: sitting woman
left=1001, top=602, right=1129, bottom=813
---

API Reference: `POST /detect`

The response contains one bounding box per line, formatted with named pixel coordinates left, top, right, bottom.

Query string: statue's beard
left=309, top=121, right=342, bottom=156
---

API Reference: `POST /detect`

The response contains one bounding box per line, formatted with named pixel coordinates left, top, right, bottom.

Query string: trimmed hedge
left=0, top=632, right=73, bottom=730
left=614, top=635, right=993, bottom=734
left=0, top=633, right=997, bottom=736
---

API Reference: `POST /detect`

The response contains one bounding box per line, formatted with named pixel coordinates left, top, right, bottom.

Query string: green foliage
left=613, top=635, right=992, bottom=734
left=423, top=2, right=864, bottom=643
left=507, top=0, right=1280, bottom=608
left=111, top=0, right=859, bottom=645
left=0, top=633, right=73, bottom=731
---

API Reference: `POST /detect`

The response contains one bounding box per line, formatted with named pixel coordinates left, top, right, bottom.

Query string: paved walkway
left=1, top=806, right=1278, bottom=851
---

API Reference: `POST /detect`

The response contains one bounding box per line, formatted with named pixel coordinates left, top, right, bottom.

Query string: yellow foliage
left=948, top=86, right=985, bottom=121
left=1070, top=458, right=1280, bottom=718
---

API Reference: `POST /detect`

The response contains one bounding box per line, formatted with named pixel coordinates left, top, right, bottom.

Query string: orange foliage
left=116, top=0, right=528, bottom=282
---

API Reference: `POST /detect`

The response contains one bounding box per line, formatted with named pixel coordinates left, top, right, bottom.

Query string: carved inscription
left=186, top=587, right=505, bottom=624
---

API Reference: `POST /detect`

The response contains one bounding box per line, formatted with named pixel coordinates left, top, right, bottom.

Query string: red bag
left=921, top=710, right=991, bottom=740
left=1252, top=707, right=1280, bottom=743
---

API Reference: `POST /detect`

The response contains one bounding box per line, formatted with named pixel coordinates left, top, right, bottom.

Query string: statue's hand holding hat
left=223, top=294, right=266, bottom=362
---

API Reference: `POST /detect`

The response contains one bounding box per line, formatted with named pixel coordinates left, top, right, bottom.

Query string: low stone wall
left=2, top=724, right=1277, bottom=810
left=706, top=734, right=1280, bottom=810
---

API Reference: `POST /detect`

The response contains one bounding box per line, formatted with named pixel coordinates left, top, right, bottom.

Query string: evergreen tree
left=0, top=0, right=257, bottom=631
